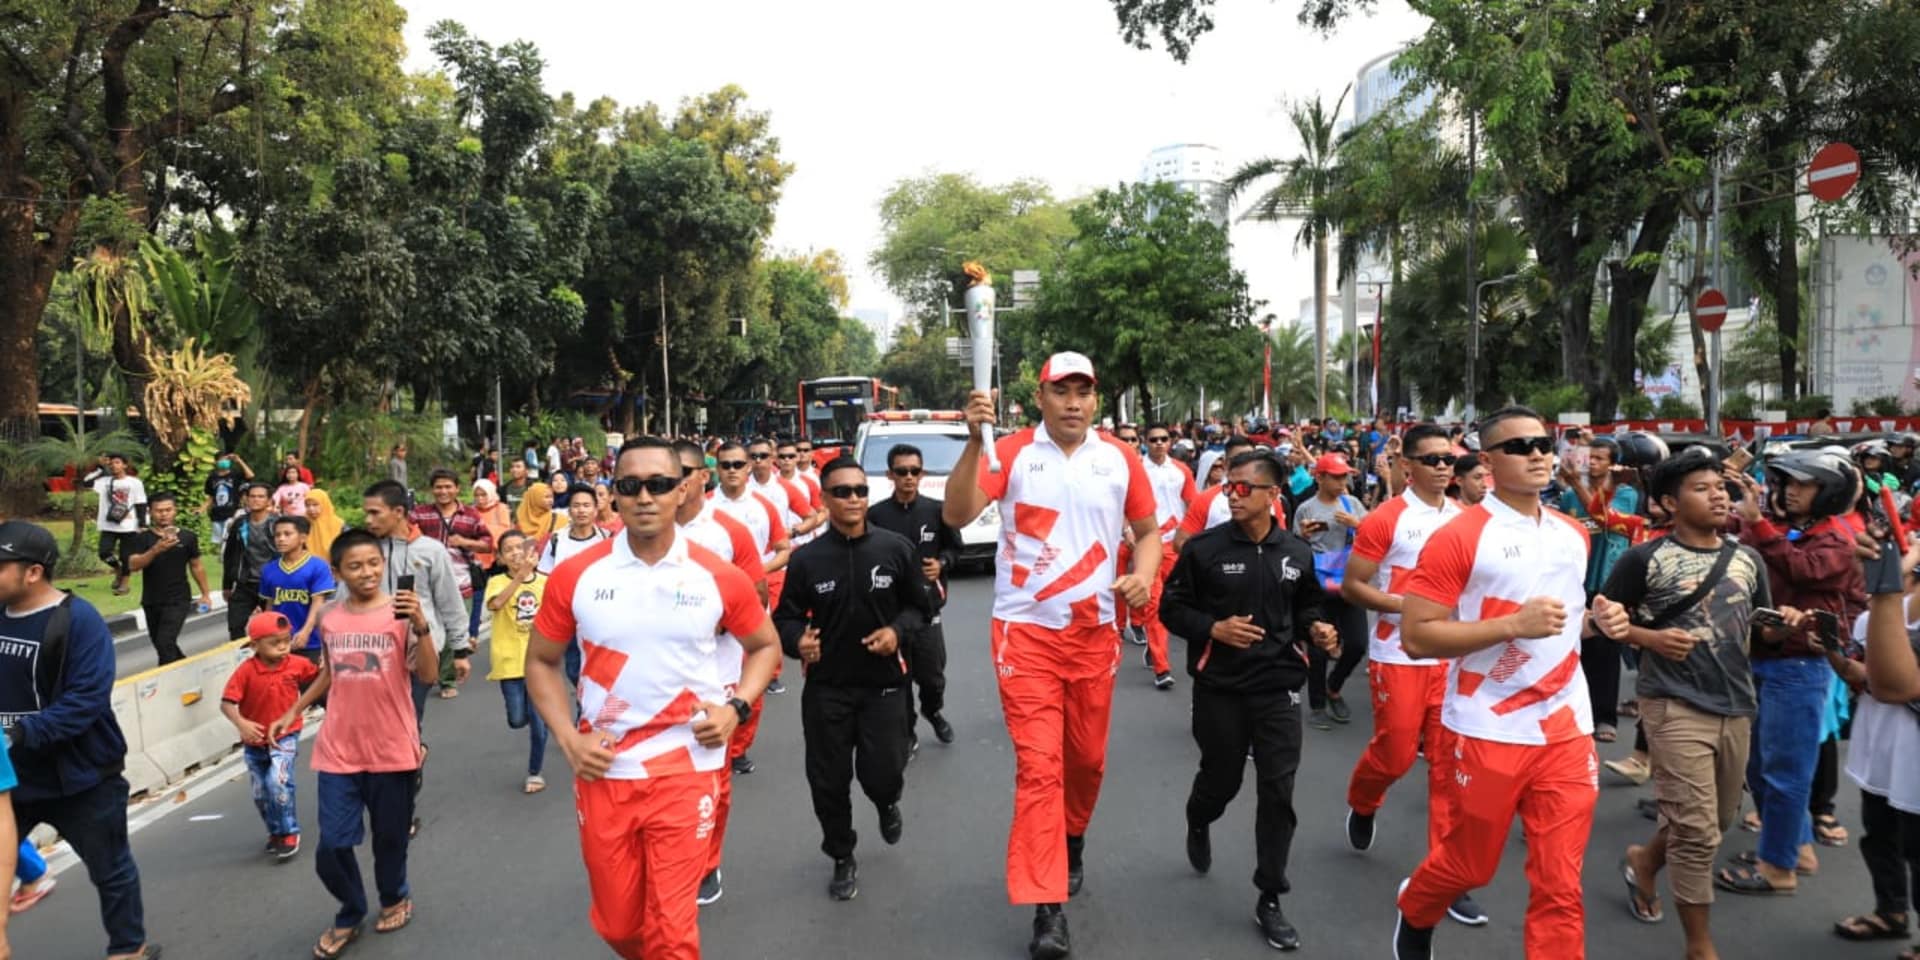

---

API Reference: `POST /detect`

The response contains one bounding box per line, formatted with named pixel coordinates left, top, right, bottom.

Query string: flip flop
left=1815, top=815, right=1850, bottom=847
left=1833, top=911, right=1910, bottom=941
left=1621, top=857, right=1663, bottom=923
left=313, top=927, right=359, bottom=959
left=1731, top=850, right=1817, bottom=877
left=524, top=775, right=546, bottom=794
left=1715, top=864, right=1796, bottom=896
left=1740, top=811, right=1763, bottom=832
left=10, top=876, right=56, bottom=913
left=375, top=899, right=413, bottom=934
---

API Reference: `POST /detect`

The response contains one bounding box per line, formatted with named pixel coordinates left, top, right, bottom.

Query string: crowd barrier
left=114, top=639, right=253, bottom=798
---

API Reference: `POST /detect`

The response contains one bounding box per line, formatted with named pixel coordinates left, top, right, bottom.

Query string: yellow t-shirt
left=485, top=572, right=547, bottom=681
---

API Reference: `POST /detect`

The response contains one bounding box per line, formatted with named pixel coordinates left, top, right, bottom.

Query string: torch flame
left=962, top=261, right=991, bottom=286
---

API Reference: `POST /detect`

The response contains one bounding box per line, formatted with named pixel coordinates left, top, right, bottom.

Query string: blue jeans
left=16, top=840, right=45, bottom=884
left=245, top=733, right=302, bottom=837
left=499, top=679, right=549, bottom=777
left=13, top=775, right=146, bottom=954
left=315, top=770, right=415, bottom=929
left=1749, top=656, right=1827, bottom=870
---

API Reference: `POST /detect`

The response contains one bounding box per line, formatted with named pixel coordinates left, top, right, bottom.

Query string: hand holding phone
left=395, top=574, right=416, bottom=621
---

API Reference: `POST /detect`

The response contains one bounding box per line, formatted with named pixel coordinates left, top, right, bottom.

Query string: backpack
left=34, top=594, right=75, bottom=706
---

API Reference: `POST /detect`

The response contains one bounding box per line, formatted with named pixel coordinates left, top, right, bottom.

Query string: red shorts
left=576, top=772, right=721, bottom=960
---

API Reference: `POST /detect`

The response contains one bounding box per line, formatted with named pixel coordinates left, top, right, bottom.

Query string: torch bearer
left=963, top=262, right=1002, bottom=473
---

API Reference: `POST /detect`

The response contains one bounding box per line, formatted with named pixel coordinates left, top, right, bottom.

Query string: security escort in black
left=773, top=456, right=935, bottom=903
left=863, top=442, right=963, bottom=748
left=1159, top=451, right=1340, bottom=952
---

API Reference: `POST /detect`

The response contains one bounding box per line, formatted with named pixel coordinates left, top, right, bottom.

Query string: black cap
left=0, top=520, right=58, bottom=571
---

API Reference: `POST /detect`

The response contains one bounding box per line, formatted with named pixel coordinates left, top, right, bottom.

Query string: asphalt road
left=114, top=611, right=236, bottom=678
left=21, top=576, right=1892, bottom=959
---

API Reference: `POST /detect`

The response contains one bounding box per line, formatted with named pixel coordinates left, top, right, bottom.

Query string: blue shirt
left=258, top=554, right=337, bottom=648
left=0, top=740, right=15, bottom=793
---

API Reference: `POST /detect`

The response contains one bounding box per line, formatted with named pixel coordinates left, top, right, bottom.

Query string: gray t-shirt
left=1292, top=494, right=1366, bottom=555
left=1602, top=537, right=1770, bottom=717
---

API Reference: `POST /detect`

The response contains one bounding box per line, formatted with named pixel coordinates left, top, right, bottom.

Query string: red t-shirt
left=222, top=654, right=320, bottom=735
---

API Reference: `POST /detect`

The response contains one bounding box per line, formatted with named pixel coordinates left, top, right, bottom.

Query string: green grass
left=33, top=519, right=226, bottom=620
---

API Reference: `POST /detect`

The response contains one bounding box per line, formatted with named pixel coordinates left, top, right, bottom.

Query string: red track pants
left=577, top=771, right=721, bottom=960
left=707, top=765, right=734, bottom=877
left=1346, top=661, right=1454, bottom=852
left=1118, top=540, right=1176, bottom=675
left=993, top=618, right=1119, bottom=904
left=1398, top=734, right=1599, bottom=957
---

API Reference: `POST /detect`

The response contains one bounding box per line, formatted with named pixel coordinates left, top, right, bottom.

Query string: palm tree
left=15, top=419, right=145, bottom=574
left=1265, top=323, right=1323, bottom=422
left=1226, top=86, right=1350, bottom=420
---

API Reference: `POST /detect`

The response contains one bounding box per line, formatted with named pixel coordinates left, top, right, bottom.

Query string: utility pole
left=659, top=275, right=672, bottom=435
left=1462, top=109, right=1480, bottom=424
left=1707, top=163, right=1723, bottom=435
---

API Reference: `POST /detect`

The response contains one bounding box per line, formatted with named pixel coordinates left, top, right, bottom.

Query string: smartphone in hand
left=395, top=574, right=416, bottom=621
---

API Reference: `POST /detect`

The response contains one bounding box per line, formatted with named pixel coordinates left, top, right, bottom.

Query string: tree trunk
left=1598, top=203, right=1681, bottom=421
left=297, top=375, right=324, bottom=462
left=1520, top=191, right=1598, bottom=401
left=1312, top=225, right=1328, bottom=419
left=1774, top=207, right=1802, bottom=403
left=0, top=84, right=80, bottom=442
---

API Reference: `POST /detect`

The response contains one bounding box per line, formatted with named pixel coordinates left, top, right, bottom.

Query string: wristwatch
left=727, top=697, right=753, bottom=724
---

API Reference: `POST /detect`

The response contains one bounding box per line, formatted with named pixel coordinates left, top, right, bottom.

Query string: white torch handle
left=982, top=422, right=1001, bottom=474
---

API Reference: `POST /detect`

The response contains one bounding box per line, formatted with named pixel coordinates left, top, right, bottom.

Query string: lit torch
left=963, top=261, right=1001, bottom=473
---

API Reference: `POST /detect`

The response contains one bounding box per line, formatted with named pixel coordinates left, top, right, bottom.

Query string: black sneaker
left=1255, top=894, right=1300, bottom=951
left=1447, top=892, right=1488, bottom=926
left=767, top=678, right=788, bottom=695
left=731, top=755, right=756, bottom=775
left=930, top=713, right=955, bottom=744
left=697, top=869, right=723, bottom=906
left=1346, top=809, right=1375, bottom=852
left=262, top=836, right=279, bottom=856
left=1141, top=646, right=1153, bottom=668
left=275, top=834, right=301, bottom=861
left=1065, top=834, right=1085, bottom=896
left=1308, top=709, right=1333, bottom=731
left=1327, top=695, right=1352, bottom=724
left=1030, top=903, right=1071, bottom=960
left=1154, top=671, right=1175, bottom=690
left=1186, top=823, right=1211, bottom=874
left=1394, top=879, right=1434, bottom=960
left=879, top=803, right=903, bottom=845
left=829, top=857, right=858, bottom=901
left=909, top=734, right=920, bottom=762
left=1128, top=625, right=1147, bottom=645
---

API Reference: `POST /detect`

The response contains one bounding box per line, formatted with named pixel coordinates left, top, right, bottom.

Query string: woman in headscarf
left=304, top=488, right=345, bottom=563
left=471, top=478, right=514, bottom=575
left=515, top=480, right=555, bottom=538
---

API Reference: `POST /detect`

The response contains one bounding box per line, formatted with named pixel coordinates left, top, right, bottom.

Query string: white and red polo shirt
left=1401, top=495, right=1593, bottom=745
left=710, top=487, right=785, bottom=567
left=978, top=424, right=1156, bottom=629
left=1351, top=489, right=1463, bottom=666
left=748, top=473, right=810, bottom=537
left=785, top=470, right=825, bottom=545
left=534, top=532, right=767, bottom=779
left=1178, top=485, right=1282, bottom=537
left=1142, top=455, right=1197, bottom=545
left=681, top=503, right=767, bottom=692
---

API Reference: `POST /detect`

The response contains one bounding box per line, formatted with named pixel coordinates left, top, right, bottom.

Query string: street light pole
left=1468, top=272, right=1524, bottom=421
left=1462, top=108, right=1479, bottom=424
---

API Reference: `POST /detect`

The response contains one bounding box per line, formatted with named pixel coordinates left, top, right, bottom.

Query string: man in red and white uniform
left=1391, top=407, right=1630, bottom=960
left=707, top=440, right=792, bottom=768
left=777, top=438, right=825, bottom=546
left=672, top=441, right=767, bottom=908
left=1172, top=438, right=1265, bottom=551
left=943, top=351, right=1160, bottom=960
left=1125, top=423, right=1196, bottom=689
left=527, top=437, right=779, bottom=960
left=747, top=438, right=821, bottom=584
left=1338, top=423, right=1486, bottom=927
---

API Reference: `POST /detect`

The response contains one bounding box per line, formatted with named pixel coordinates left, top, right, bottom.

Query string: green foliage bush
left=1525, top=384, right=1587, bottom=422
left=1617, top=393, right=1656, bottom=419
left=1655, top=395, right=1701, bottom=418
left=1790, top=394, right=1834, bottom=418
left=1720, top=392, right=1758, bottom=420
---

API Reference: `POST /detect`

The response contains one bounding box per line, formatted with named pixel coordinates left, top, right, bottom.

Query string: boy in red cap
left=222, top=610, right=320, bottom=859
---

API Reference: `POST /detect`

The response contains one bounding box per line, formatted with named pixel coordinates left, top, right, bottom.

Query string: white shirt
left=710, top=488, right=784, bottom=565
left=535, top=526, right=610, bottom=575
left=681, top=504, right=766, bottom=690
left=93, top=475, right=147, bottom=534
left=1352, top=489, right=1464, bottom=666
left=747, top=473, right=806, bottom=536
left=1141, top=455, right=1197, bottom=544
left=1847, top=611, right=1920, bottom=813
left=784, top=470, right=824, bottom=545
left=976, top=424, right=1156, bottom=629
left=1403, top=495, right=1593, bottom=745
left=534, top=533, right=766, bottom=779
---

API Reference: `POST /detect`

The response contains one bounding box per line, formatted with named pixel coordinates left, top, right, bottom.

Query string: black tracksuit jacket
left=1160, top=518, right=1326, bottom=694
left=774, top=524, right=933, bottom=688
left=866, top=494, right=960, bottom=611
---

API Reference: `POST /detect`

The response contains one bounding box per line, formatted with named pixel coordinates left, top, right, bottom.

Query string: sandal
left=437, top=686, right=459, bottom=699
left=1621, top=856, right=1663, bottom=923
left=1619, top=699, right=1641, bottom=719
left=1606, top=756, right=1652, bottom=786
left=524, top=774, right=546, bottom=794
left=375, top=899, right=413, bottom=934
left=1741, top=811, right=1763, bottom=832
left=313, top=927, right=359, bottom=959
left=108, top=947, right=163, bottom=960
left=1834, top=911, right=1910, bottom=941
left=1716, top=864, right=1796, bottom=896
left=10, top=876, right=56, bottom=913
left=1815, top=814, right=1850, bottom=847
left=1731, top=850, right=1818, bottom=876
left=1594, top=723, right=1618, bottom=743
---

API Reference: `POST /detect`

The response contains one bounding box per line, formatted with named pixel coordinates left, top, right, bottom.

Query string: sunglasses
left=1409, top=453, right=1459, bottom=468
left=1489, top=436, right=1555, bottom=457
left=613, top=475, right=684, bottom=497
left=826, top=484, right=870, bottom=500
left=891, top=466, right=923, bottom=477
left=717, top=459, right=749, bottom=470
left=777, top=453, right=796, bottom=460
left=1117, top=436, right=1139, bottom=444
left=797, top=447, right=812, bottom=454
left=1146, top=435, right=1172, bottom=444
left=749, top=452, right=771, bottom=461
left=1224, top=481, right=1278, bottom=497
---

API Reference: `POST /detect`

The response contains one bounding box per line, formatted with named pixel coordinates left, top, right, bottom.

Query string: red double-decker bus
left=798, top=376, right=897, bottom=461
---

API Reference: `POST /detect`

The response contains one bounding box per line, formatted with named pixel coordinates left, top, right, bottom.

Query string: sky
left=395, top=0, right=1430, bottom=338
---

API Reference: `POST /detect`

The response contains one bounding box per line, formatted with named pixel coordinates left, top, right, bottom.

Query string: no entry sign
left=1807, top=142, right=1861, bottom=203
left=1694, top=287, right=1729, bottom=333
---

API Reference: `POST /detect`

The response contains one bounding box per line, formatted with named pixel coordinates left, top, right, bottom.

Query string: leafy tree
left=1017, top=182, right=1259, bottom=416
left=1226, top=87, right=1348, bottom=419
left=878, top=326, right=970, bottom=410
left=17, top=419, right=144, bottom=573
left=870, top=174, right=1075, bottom=328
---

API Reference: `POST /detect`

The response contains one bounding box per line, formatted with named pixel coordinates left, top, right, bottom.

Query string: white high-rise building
left=1139, top=143, right=1230, bottom=227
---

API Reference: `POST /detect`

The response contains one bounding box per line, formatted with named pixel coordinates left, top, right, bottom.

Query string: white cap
left=1038, top=351, right=1097, bottom=384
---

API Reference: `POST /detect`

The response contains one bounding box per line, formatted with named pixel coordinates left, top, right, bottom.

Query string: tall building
left=1139, top=143, right=1230, bottom=227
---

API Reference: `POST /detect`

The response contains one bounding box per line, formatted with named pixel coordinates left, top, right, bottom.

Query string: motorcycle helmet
left=1764, top=449, right=1859, bottom=519
left=1612, top=431, right=1671, bottom=470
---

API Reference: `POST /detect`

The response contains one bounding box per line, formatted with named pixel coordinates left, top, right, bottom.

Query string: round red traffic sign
left=1694, top=287, right=1729, bottom=333
left=1807, top=142, right=1860, bottom=203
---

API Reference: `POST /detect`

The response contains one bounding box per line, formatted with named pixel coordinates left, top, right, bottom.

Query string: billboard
left=1819, top=235, right=1920, bottom=412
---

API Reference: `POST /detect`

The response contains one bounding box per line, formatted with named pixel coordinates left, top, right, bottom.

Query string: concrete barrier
left=116, top=639, right=252, bottom=799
